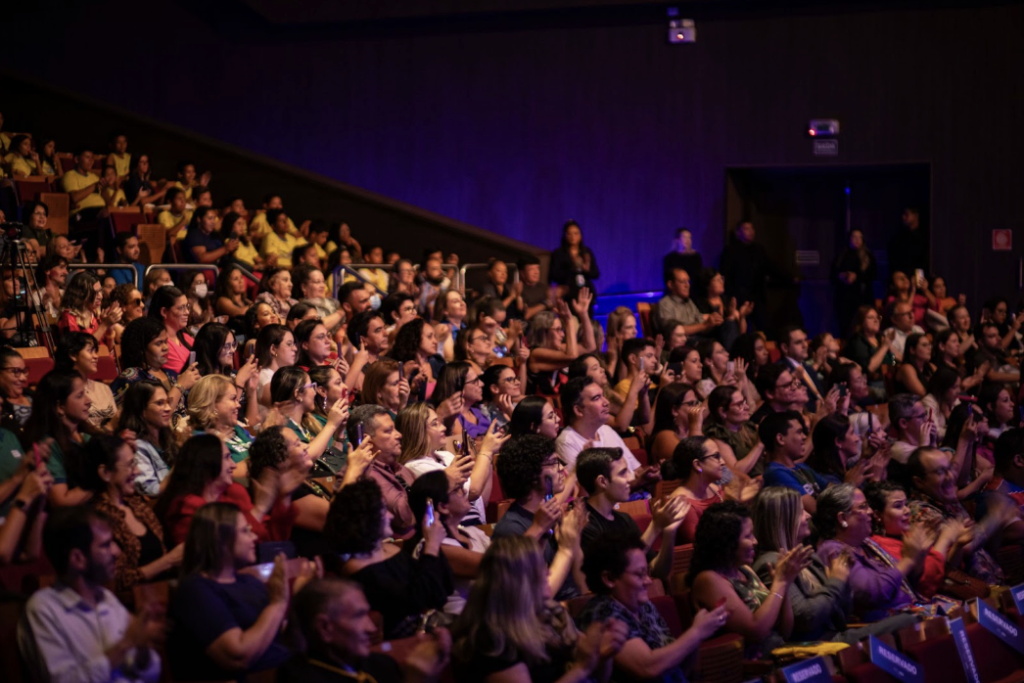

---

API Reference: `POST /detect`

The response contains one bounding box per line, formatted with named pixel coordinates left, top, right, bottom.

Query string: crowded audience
left=4, top=127, right=1024, bottom=683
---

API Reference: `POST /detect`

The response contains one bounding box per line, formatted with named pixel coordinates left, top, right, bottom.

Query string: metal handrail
left=331, top=264, right=388, bottom=299
left=459, top=262, right=519, bottom=295
left=67, top=263, right=143, bottom=288
left=145, top=263, right=219, bottom=279
left=232, top=264, right=260, bottom=286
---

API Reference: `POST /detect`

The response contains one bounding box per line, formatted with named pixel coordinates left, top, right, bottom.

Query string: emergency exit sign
left=993, top=229, right=1012, bottom=251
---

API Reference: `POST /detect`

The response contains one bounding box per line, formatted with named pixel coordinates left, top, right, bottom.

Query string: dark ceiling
left=180, top=0, right=1014, bottom=39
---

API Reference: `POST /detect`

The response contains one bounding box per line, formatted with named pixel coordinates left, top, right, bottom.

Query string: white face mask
left=194, top=283, right=209, bottom=299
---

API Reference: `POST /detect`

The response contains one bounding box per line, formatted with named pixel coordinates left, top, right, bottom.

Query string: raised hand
left=444, top=455, right=474, bottom=489
left=651, top=495, right=691, bottom=533
left=266, top=553, right=289, bottom=604
left=327, top=398, right=349, bottom=427
left=555, top=503, right=588, bottom=550
left=692, top=604, right=730, bottom=640
left=177, top=362, right=201, bottom=391
left=826, top=548, right=853, bottom=583
left=344, top=438, right=379, bottom=482
left=531, top=498, right=562, bottom=535
left=773, top=544, right=814, bottom=584
left=479, top=419, right=510, bottom=455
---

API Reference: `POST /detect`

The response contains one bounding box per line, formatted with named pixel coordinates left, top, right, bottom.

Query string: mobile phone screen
left=544, top=476, right=554, bottom=502
left=356, top=424, right=364, bottom=444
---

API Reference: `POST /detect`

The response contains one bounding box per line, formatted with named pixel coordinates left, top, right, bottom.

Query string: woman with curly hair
left=254, top=267, right=296, bottom=321
left=704, top=384, right=764, bottom=477
left=578, top=532, right=727, bottom=683
left=452, top=535, right=622, bottom=683
left=248, top=426, right=331, bottom=558
left=120, top=380, right=178, bottom=496
left=431, top=361, right=490, bottom=440
left=687, top=500, right=812, bottom=658
left=324, top=478, right=453, bottom=639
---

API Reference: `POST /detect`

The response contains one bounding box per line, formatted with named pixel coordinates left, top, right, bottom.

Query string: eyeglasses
left=699, top=452, right=724, bottom=462
left=311, top=333, right=331, bottom=342
left=1, top=367, right=27, bottom=377
left=777, top=379, right=802, bottom=389
left=172, top=304, right=189, bottom=313
left=681, top=400, right=701, bottom=408
left=501, top=376, right=521, bottom=384
left=129, top=298, right=143, bottom=306
left=730, top=399, right=749, bottom=408
left=300, top=382, right=317, bottom=390
left=464, top=376, right=484, bottom=385
left=541, top=459, right=565, bottom=469
left=222, top=340, right=239, bottom=352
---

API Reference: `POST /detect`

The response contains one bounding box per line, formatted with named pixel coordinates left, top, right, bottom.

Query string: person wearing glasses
left=662, top=436, right=732, bottom=544
left=759, top=411, right=828, bottom=514
left=188, top=375, right=257, bottom=476
left=431, top=361, right=490, bottom=441
left=0, top=347, right=33, bottom=427
left=148, top=285, right=195, bottom=375
left=479, top=363, right=524, bottom=430
left=647, top=383, right=704, bottom=465
left=268, top=366, right=348, bottom=462
left=749, top=364, right=801, bottom=425
left=699, top=386, right=762, bottom=482
left=294, top=319, right=335, bottom=370
left=887, top=300, right=925, bottom=363
left=109, top=283, right=145, bottom=346
left=886, top=393, right=937, bottom=465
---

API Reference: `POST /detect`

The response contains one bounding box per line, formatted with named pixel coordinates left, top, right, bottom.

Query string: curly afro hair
left=324, top=479, right=385, bottom=556
left=494, top=434, right=556, bottom=500
left=248, top=426, right=289, bottom=482
left=686, top=501, right=750, bottom=586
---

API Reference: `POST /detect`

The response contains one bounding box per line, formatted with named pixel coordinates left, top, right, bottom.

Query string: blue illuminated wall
left=5, top=2, right=1024, bottom=309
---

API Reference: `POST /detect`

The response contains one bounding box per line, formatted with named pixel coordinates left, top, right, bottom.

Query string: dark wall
left=6, top=2, right=1024, bottom=308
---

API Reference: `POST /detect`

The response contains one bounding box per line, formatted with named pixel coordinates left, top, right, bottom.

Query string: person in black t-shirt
left=576, top=447, right=688, bottom=581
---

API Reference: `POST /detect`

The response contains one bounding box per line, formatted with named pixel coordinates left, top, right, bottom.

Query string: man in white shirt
left=555, top=377, right=659, bottom=491
left=889, top=301, right=924, bottom=362
left=19, top=506, right=162, bottom=683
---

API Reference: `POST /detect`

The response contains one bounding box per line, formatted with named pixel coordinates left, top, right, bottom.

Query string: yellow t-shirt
left=172, top=181, right=194, bottom=200
left=313, top=242, right=328, bottom=262
left=102, top=187, right=127, bottom=208
left=0, top=133, right=10, bottom=153
left=109, top=153, right=131, bottom=177
left=249, top=211, right=300, bottom=241
left=61, top=170, right=107, bottom=212
left=234, top=240, right=260, bottom=269
left=158, top=210, right=189, bottom=242
left=6, top=154, right=37, bottom=177
left=260, top=231, right=300, bottom=268
left=358, top=267, right=390, bottom=293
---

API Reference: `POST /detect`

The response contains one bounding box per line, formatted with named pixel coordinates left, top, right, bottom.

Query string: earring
left=696, top=467, right=703, bottom=473
left=840, top=521, right=848, bottom=528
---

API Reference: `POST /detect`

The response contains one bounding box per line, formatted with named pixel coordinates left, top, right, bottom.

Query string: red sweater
left=164, top=482, right=297, bottom=545
left=871, top=534, right=946, bottom=600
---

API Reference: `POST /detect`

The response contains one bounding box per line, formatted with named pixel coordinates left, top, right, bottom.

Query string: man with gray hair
left=347, top=404, right=415, bottom=537
left=282, top=577, right=451, bottom=682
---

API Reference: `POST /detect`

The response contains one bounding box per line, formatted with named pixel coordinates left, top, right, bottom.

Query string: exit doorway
left=724, top=164, right=931, bottom=338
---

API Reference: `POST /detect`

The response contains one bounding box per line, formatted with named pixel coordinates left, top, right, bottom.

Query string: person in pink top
left=148, top=285, right=196, bottom=374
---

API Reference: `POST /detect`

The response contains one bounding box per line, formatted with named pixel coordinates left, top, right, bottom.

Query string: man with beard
left=19, top=506, right=163, bottom=682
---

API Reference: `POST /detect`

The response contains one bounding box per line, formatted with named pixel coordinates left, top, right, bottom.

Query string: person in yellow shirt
left=107, top=133, right=131, bottom=178
left=61, top=148, right=109, bottom=217
left=172, top=161, right=211, bottom=200
left=358, top=246, right=390, bottom=293
left=307, top=221, right=331, bottom=264
left=157, top=188, right=190, bottom=242
left=0, top=111, right=10, bottom=153
left=260, top=209, right=303, bottom=268
left=249, top=194, right=300, bottom=241
left=219, top=211, right=263, bottom=272
left=100, top=166, right=128, bottom=209
left=5, top=135, right=40, bottom=177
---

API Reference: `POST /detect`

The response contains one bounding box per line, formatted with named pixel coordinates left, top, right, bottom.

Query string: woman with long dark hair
left=26, top=370, right=94, bottom=507
left=214, top=262, right=255, bottom=319
left=508, top=396, right=561, bottom=439
left=81, top=435, right=182, bottom=592
left=255, top=324, right=297, bottom=408
left=111, top=316, right=200, bottom=413
left=648, top=383, right=703, bottom=465
left=168, top=503, right=314, bottom=681
left=294, top=318, right=333, bottom=369
left=268, top=366, right=347, bottom=461
left=832, top=229, right=877, bottom=337
left=841, top=306, right=895, bottom=389
left=549, top=220, right=599, bottom=310
left=33, top=250, right=67, bottom=320
left=155, top=433, right=296, bottom=545
left=390, top=317, right=445, bottom=392
left=893, top=332, right=935, bottom=397
left=148, top=285, right=194, bottom=374
left=687, top=501, right=812, bottom=658
left=431, top=361, right=490, bottom=440
left=53, top=331, right=117, bottom=430
left=120, top=379, right=178, bottom=496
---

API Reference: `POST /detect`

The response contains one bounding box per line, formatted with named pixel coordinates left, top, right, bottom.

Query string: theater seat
left=90, top=354, right=119, bottom=383
left=17, top=348, right=54, bottom=386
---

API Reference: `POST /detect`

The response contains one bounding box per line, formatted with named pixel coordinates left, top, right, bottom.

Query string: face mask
left=369, top=294, right=382, bottom=311
left=194, top=283, right=209, bottom=299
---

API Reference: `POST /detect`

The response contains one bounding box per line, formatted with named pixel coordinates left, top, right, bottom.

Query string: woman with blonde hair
left=396, top=402, right=505, bottom=527
left=187, top=374, right=256, bottom=476
left=452, top=535, right=625, bottom=682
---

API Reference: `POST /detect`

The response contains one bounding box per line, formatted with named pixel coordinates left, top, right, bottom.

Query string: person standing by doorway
left=887, top=207, right=929, bottom=281
left=720, top=221, right=789, bottom=334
